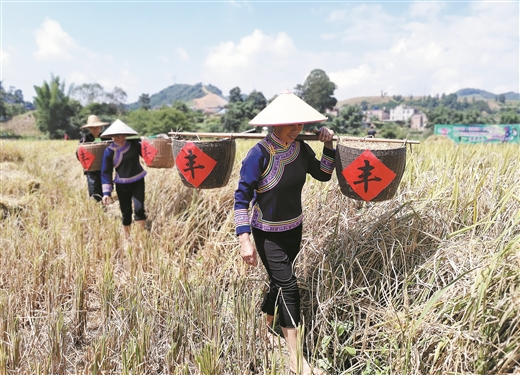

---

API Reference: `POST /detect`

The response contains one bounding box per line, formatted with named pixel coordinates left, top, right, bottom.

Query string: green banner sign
left=434, top=124, right=520, bottom=144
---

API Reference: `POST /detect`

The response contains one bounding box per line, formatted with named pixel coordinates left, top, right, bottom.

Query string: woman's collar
left=111, top=140, right=128, bottom=149
left=269, top=132, right=290, bottom=148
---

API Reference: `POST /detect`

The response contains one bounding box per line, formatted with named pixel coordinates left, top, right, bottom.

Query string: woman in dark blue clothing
left=100, top=119, right=147, bottom=237
left=77, top=115, right=108, bottom=202
left=234, top=91, right=334, bottom=375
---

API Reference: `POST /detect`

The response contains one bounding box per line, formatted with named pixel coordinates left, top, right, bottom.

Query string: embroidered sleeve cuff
left=234, top=208, right=250, bottom=225
left=234, top=208, right=251, bottom=235
left=236, top=225, right=251, bottom=236
left=320, top=150, right=336, bottom=174
left=102, top=184, right=112, bottom=195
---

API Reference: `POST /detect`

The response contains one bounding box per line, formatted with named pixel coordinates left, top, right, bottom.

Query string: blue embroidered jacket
left=101, top=140, right=147, bottom=196
left=234, top=133, right=335, bottom=235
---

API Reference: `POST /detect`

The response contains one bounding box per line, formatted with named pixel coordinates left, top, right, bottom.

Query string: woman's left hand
left=317, top=127, right=334, bottom=149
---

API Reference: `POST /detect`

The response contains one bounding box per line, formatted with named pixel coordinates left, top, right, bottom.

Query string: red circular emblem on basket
left=341, top=149, right=397, bottom=202
left=77, top=146, right=96, bottom=171
left=175, top=142, right=217, bottom=188
left=141, top=140, right=158, bottom=167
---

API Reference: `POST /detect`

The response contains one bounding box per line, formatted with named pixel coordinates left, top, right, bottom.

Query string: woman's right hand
left=238, top=233, right=258, bottom=267
left=102, top=195, right=111, bottom=206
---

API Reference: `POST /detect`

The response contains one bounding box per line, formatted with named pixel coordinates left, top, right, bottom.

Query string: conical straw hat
left=101, top=119, right=138, bottom=138
left=80, top=114, right=109, bottom=129
left=249, top=90, right=327, bottom=126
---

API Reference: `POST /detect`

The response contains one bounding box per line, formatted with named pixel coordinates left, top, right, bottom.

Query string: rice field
left=0, top=137, right=518, bottom=374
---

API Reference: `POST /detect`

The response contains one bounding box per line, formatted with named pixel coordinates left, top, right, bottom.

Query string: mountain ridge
left=126, top=82, right=224, bottom=110
left=127, top=84, right=519, bottom=110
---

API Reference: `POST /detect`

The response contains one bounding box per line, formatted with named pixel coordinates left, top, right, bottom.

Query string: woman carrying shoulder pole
left=100, top=119, right=147, bottom=238
left=234, top=90, right=335, bottom=374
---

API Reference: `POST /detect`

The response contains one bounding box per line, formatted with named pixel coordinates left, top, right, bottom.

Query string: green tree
left=172, top=100, right=190, bottom=113
left=499, top=110, right=520, bottom=124
left=462, top=109, right=486, bottom=124
left=70, top=83, right=105, bottom=105
left=229, top=87, right=243, bottom=103
left=105, top=86, right=127, bottom=114
left=151, top=108, right=191, bottom=134
left=330, top=105, right=363, bottom=134
left=222, top=103, right=245, bottom=132
left=139, top=93, right=151, bottom=110
left=425, top=106, right=464, bottom=128
left=246, top=90, right=267, bottom=111
left=294, top=69, right=337, bottom=113
left=222, top=101, right=255, bottom=132
left=0, top=82, right=8, bottom=118
left=220, top=87, right=261, bottom=132
left=33, top=75, right=78, bottom=139
left=124, top=107, right=192, bottom=135
left=440, top=93, right=459, bottom=109
left=70, top=102, right=119, bottom=139
left=0, top=82, right=28, bottom=119
left=378, top=123, right=406, bottom=139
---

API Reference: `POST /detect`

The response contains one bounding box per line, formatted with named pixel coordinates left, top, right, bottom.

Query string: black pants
left=85, top=171, right=102, bottom=202
left=252, top=225, right=302, bottom=328
left=115, top=179, right=146, bottom=226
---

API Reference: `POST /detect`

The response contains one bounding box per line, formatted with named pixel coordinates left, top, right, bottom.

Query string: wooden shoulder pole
left=167, top=131, right=420, bottom=144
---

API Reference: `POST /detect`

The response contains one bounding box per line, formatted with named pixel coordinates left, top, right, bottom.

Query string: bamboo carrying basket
left=141, top=137, right=174, bottom=168
left=335, top=140, right=407, bottom=202
left=171, top=138, right=236, bottom=189
left=76, top=142, right=109, bottom=172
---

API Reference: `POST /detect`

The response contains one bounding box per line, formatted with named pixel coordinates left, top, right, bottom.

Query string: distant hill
left=126, top=84, right=519, bottom=111
left=455, top=88, right=520, bottom=100
left=337, top=96, right=395, bottom=108
left=126, top=83, right=226, bottom=110
left=337, top=88, right=519, bottom=110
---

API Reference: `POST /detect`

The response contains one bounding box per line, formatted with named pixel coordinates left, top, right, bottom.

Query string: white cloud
left=328, top=1, right=519, bottom=99
left=202, top=29, right=299, bottom=97
left=176, top=47, right=190, bottom=61
left=204, top=29, right=295, bottom=69
left=334, top=4, right=401, bottom=45
left=8, top=2, right=516, bottom=104
left=329, top=64, right=374, bottom=87
left=27, top=18, right=147, bottom=101
left=1, top=49, right=11, bottom=67
left=320, top=33, right=337, bottom=40
left=33, top=18, right=78, bottom=60
left=67, top=71, right=89, bottom=86
left=409, top=2, right=445, bottom=19
left=328, top=8, right=347, bottom=22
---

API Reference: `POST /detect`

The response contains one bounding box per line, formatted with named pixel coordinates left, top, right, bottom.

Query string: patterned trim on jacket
left=256, top=136, right=300, bottom=194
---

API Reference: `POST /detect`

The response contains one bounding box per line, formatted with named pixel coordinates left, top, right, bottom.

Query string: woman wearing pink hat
left=234, top=91, right=334, bottom=374
left=100, top=119, right=147, bottom=237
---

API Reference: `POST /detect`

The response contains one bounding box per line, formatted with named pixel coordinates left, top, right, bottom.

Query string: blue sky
left=1, top=1, right=519, bottom=104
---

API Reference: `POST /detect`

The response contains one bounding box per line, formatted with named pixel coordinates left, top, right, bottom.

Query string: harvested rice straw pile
left=338, top=138, right=408, bottom=150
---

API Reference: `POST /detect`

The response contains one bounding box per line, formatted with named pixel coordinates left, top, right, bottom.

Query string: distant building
left=325, top=107, right=339, bottom=117
left=202, top=106, right=225, bottom=115
left=390, top=105, right=415, bottom=122
left=364, top=108, right=389, bottom=122
left=410, top=112, right=428, bottom=130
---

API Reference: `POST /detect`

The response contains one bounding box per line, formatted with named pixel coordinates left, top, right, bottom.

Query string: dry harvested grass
left=0, top=139, right=518, bottom=374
